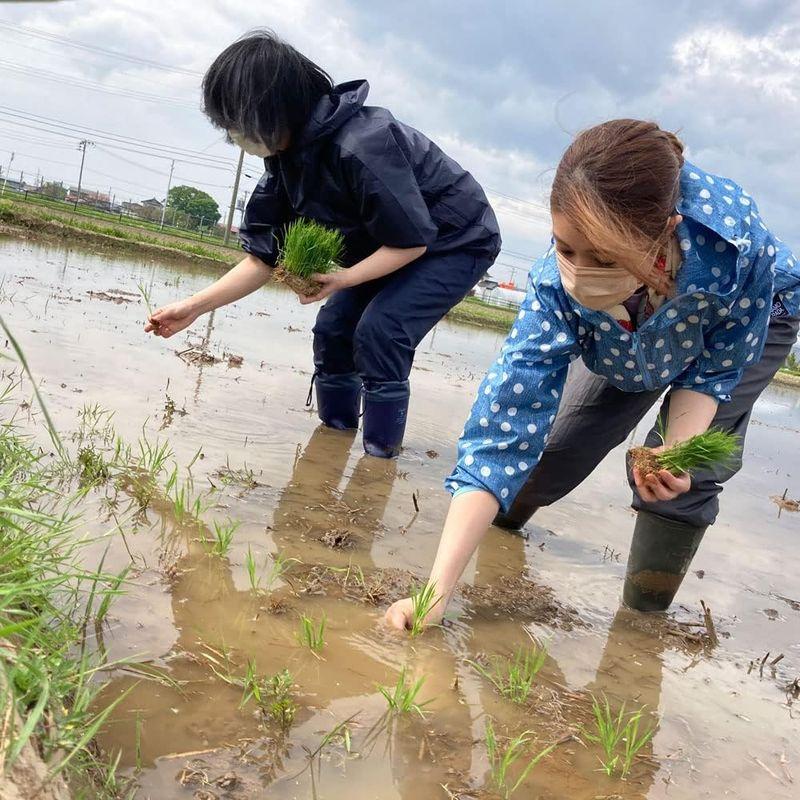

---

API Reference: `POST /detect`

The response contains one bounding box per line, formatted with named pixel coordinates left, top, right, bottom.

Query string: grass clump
left=275, top=218, right=344, bottom=296
left=629, top=428, right=740, bottom=477
left=484, top=718, right=556, bottom=799
left=241, top=663, right=297, bottom=730
left=582, top=694, right=656, bottom=777
left=378, top=667, right=431, bottom=717
left=468, top=639, right=548, bottom=704
left=0, top=380, right=130, bottom=796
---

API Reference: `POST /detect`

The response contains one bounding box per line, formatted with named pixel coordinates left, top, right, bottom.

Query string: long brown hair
left=551, top=119, right=684, bottom=295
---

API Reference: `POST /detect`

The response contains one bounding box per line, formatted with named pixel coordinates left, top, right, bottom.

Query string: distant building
left=66, top=187, right=110, bottom=206
left=140, top=198, right=163, bottom=209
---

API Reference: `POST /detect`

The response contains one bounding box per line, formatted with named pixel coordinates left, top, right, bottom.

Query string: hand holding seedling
left=632, top=446, right=692, bottom=503
left=145, top=299, right=201, bottom=338
left=297, top=270, right=352, bottom=304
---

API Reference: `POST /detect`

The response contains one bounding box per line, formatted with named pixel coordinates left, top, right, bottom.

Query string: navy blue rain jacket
left=238, top=80, right=501, bottom=267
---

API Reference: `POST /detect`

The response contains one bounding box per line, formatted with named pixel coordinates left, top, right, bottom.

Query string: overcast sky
left=0, top=0, right=798, bottom=283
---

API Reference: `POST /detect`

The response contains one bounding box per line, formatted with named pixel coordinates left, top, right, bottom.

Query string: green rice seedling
left=378, top=667, right=431, bottom=717
left=204, top=519, right=239, bottom=557
left=298, top=613, right=326, bottom=653
left=468, top=639, right=548, bottom=704
left=135, top=430, right=173, bottom=476
left=620, top=708, right=656, bottom=777
left=409, top=581, right=442, bottom=637
left=484, top=718, right=556, bottom=799
left=582, top=695, right=656, bottom=777
left=276, top=218, right=344, bottom=296
left=264, top=550, right=299, bottom=590
left=629, top=428, right=740, bottom=477
left=245, top=545, right=261, bottom=594
left=582, top=694, right=627, bottom=776
left=137, top=280, right=154, bottom=317
left=164, top=464, right=209, bottom=524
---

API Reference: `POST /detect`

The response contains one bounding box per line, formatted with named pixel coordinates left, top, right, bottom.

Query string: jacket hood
left=295, top=80, right=370, bottom=147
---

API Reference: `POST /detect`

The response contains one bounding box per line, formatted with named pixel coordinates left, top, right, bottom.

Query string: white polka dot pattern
left=447, top=162, right=799, bottom=512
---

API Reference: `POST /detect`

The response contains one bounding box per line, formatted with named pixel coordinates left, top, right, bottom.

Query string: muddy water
left=2, top=236, right=799, bottom=799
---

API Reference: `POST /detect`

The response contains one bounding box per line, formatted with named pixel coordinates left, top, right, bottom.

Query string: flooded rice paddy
left=1, top=236, right=799, bottom=799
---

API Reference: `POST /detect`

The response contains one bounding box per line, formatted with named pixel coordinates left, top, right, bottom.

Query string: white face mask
left=228, top=130, right=274, bottom=158
left=555, top=250, right=641, bottom=311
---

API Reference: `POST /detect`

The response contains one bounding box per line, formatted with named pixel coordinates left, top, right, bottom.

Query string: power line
left=0, top=58, right=198, bottom=110
left=0, top=20, right=203, bottom=77
left=486, top=186, right=549, bottom=211
left=0, top=105, right=241, bottom=166
left=0, top=115, right=239, bottom=173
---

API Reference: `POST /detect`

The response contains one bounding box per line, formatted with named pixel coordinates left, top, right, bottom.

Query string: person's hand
left=384, top=596, right=446, bottom=632
left=298, top=271, right=352, bottom=305
left=144, top=299, right=201, bottom=338
left=633, top=446, right=691, bottom=502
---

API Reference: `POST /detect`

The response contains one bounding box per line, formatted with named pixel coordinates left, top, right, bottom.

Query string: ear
left=666, top=213, right=683, bottom=234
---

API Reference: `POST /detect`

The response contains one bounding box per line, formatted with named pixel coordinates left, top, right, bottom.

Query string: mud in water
left=2, top=236, right=800, bottom=799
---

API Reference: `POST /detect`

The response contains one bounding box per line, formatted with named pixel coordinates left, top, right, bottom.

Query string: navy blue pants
left=313, top=250, right=493, bottom=384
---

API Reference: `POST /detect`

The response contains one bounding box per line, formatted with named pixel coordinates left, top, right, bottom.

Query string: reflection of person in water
left=106, top=424, right=474, bottom=792
left=467, top=532, right=661, bottom=797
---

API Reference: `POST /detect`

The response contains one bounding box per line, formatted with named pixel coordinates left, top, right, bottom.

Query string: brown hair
left=551, top=119, right=684, bottom=295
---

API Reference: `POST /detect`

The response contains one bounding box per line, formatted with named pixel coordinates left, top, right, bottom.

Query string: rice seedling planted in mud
left=298, top=612, right=326, bottom=653
left=203, top=519, right=239, bottom=557
left=378, top=667, right=431, bottom=717
left=629, top=428, right=740, bottom=477
left=468, top=638, right=548, bottom=704
left=582, top=694, right=655, bottom=777
left=164, top=464, right=210, bottom=524
left=484, top=718, right=556, bottom=799
left=275, top=218, right=344, bottom=297
left=410, top=581, right=442, bottom=637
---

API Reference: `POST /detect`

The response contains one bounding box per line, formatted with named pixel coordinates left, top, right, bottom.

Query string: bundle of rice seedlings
left=629, top=428, right=740, bottom=477
left=273, top=219, right=344, bottom=297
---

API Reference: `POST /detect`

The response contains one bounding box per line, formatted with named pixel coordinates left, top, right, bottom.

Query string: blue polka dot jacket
left=447, top=162, right=800, bottom=512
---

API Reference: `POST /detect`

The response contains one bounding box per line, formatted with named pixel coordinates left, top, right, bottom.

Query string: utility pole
left=0, top=151, right=14, bottom=197
left=223, top=147, right=245, bottom=245
left=76, top=140, right=93, bottom=202
left=159, top=159, right=175, bottom=229
left=239, top=188, right=250, bottom=226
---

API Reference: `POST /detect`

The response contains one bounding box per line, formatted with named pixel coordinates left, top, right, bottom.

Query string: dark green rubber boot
left=623, top=510, right=707, bottom=612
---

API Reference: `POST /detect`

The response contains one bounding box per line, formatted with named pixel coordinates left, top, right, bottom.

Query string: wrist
left=186, top=293, right=213, bottom=316
left=337, top=268, right=359, bottom=288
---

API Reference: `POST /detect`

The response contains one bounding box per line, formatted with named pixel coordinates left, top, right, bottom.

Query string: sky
left=0, top=0, right=798, bottom=284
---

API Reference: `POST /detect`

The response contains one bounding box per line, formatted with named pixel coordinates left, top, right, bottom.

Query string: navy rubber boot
left=312, top=372, right=362, bottom=430
left=362, top=381, right=410, bottom=458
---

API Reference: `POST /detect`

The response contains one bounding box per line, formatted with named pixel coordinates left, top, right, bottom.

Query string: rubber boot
left=311, top=372, right=362, bottom=430
left=362, top=381, right=409, bottom=459
left=623, top=510, right=707, bottom=612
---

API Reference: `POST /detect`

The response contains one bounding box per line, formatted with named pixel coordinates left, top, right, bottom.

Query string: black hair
left=202, top=30, right=333, bottom=150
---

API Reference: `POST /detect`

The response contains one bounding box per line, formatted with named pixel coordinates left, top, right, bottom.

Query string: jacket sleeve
left=671, top=237, right=775, bottom=402
left=238, top=165, right=291, bottom=267
left=446, top=266, right=581, bottom=513
left=339, top=128, right=439, bottom=249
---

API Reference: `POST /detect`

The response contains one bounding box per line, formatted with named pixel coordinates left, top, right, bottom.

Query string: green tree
left=40, top=181, right=67, bottom=201
left=167, top=185, right=220, bottom=228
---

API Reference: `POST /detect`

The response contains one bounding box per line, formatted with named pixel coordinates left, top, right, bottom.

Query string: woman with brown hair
left=386, top=119, right=800, bottom=627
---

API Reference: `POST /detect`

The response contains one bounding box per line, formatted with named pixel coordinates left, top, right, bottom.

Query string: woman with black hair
left=145, top=30, right=501, bottom=458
